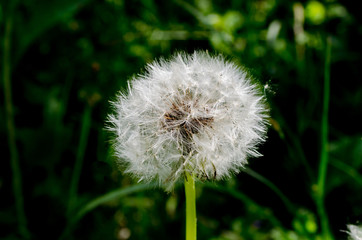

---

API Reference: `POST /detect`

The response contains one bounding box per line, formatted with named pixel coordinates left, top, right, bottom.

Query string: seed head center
left=163, top=101, right=213, bottom=139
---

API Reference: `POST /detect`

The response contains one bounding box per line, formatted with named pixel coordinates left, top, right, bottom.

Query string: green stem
left=203, top=182, right=285, bottom=231
left=67, top=105, right=92, bottom=216
left=330, top=158, right=362, bottom=186
left=2, top=1, right=30, bottom=238
left=185, top=172, right=197, bottom=240
left=243, top=168, right=295, bottom=214
left=316, top=36, right=333, bottom=240
left=60, top=183, right=156, bottom=239
left=272, top=108, right=315, bottom=184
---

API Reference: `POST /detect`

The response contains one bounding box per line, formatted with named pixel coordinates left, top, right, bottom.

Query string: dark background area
left=1, top=0, right=361, bottom=239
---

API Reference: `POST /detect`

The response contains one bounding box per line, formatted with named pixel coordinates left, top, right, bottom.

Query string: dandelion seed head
left=108, top=51, right=269, bottom=191
left=347, top=224, right=362, bottom=240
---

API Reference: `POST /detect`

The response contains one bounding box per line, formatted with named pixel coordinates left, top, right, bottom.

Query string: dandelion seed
left=108, top=51, right=269, bottom=191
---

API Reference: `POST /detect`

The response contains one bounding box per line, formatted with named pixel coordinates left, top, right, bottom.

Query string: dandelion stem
left=185, top=172, right=197, bottom=240
left=316, top=36, right=333, bottom=240
left=2, top=1, right=30, bottom=238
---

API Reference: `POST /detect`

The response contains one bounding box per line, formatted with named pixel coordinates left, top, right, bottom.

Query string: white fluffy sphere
left=108, top=51, right=268, bottom=190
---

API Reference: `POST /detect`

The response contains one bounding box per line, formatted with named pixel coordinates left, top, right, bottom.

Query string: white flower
left=347, top=224, right=362, bottom=240
left=108, top=51, right=268, bottom=190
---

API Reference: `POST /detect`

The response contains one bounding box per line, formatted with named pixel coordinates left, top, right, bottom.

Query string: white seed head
left=108, top=51, right=269, bottom=191
left=347, top=224, right=362, bottom=240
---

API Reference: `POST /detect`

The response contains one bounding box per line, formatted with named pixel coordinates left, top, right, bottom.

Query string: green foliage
left=1, top=0, right=361, bottom=239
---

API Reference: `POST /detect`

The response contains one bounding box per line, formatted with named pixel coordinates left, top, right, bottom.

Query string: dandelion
left=108, top=51, right=268, bottom=189
left=108, top=51, right=268, bottom=240
left=347, top=224, right=362, bottom=240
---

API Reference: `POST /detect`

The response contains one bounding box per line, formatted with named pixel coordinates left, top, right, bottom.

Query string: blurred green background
left=1, top=0, right=361, bottom=239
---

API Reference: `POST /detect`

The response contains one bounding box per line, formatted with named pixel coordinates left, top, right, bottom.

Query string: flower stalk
left=3, top=1, right=30, bottom=238
left=316, top=36, right=333, bottom=240
left=185, top=172, right=197, bottom=240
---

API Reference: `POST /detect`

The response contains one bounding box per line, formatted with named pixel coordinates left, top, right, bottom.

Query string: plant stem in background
left=67, top=105, right=92, bottom=216
left=185, top=172, right=197, bottom=240
left=203, top=182, right=289, bottom=239
left=243, top=168, right=295, bottom=214
left=60, top=183, right=156, bottom=239
left=2, top=1, right=30, bottom=238
left=316, top=36, right=333, bottom=240
left=330, top=158, right=362, bottom=186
